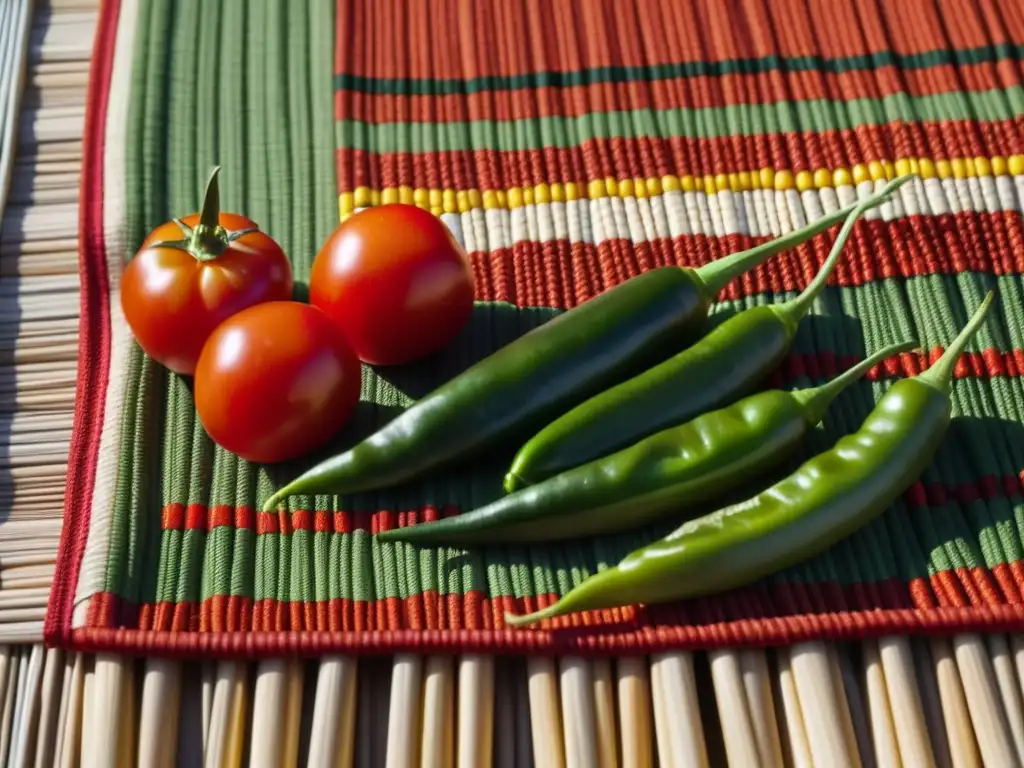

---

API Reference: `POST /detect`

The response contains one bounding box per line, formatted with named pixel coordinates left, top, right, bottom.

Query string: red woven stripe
left=45, top=0, right=120, bottom=646
left=155, top=467, right=1024, bottom=531
left=336, top=121, right=1023, bottom=191
left=334, top=0, right=1018, bottom=78
left=73, top=602, right=1024, bottom=659
left=162, top=504, right=254, bottom=532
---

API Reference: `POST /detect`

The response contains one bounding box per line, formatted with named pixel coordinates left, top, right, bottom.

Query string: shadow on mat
left=374, top=301, right=562, bottom=401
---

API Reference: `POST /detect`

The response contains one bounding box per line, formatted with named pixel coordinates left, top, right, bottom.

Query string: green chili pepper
left=504, top=292, right=995, bottom=628
left=505, top=176, right=912, bottom=492
left=263, top=194, right=891, bottom=511
left=378, top=341, right=914, bottom=545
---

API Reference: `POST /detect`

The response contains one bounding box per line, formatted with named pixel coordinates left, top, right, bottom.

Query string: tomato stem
left=149, top=167, right=259, bottom=261
left=198, top=165, right=222, bottom=231
left=185, top=166, right=228, bottom=260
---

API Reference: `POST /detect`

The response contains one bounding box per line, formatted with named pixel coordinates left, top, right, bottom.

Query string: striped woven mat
left=48, top=0, right=1024, bottom=658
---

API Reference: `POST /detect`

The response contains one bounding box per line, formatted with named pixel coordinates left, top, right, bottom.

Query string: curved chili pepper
left=504, top=292, right=995, bottom=627
left=263, top=195, right=889, bottom=511
left=505, top=176, right=911, bottom=492
left=377, top=341, right=914, bottom=545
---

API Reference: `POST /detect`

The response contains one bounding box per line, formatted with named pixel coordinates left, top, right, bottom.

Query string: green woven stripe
left=335, top=87, right=1024, bottom=153
left=114, top=0, right=338, bottom=608
left=332, top=44, right=1024, bottom=95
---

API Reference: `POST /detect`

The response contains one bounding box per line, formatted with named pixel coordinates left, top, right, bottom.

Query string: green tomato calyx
left=151, top=166, right=257, bottom=262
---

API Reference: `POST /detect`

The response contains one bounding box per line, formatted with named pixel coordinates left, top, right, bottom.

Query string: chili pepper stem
left=792, top=340, right=917, bottom=426
left=774, top=175, right=913, bottom=329
left=694, top=175, right=914, bottom=298
left=917, top=291, right=996, bottom=394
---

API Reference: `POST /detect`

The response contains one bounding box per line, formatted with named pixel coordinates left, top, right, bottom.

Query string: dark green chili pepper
left=264, top=194, right=888, bottom=511
left=504, top=292, right=995, bottom=627
left=377, top=341, right=914, bottom=545
left=505, top=176, right=912, bottom=492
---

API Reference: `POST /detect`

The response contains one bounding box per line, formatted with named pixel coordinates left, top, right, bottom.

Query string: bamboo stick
left=0, top=646, right=15, bottom=764
left=8, top=645, right=35, bottom=768
left=906, top=643, right=951, bottom=767
left=527, top=657, right=564, bottom=768
left=33, top=647, right=63, bottom=768
left=456, top=654, right=492, bottom=768
left=80, top=659, right=94, bottom=767
left=0, top=647, right=22, bottom=764
left=986, top=634, right=1024, bottom=763
left=224, top=661, right=248, bottom=768
left=876, top=636, right=933, bottom=766
left=0, top=0, right=32, bottom=221
left=739, top=649, right=783, bottom=767
left=306, top=657, right=356, bottom=768
left=591, top=658, right=618, bottom=768
left=11, top=643, right=45, bottom=768
left=0, top=607, right=47, bottom=624
left=954, top=634, right=1016, bottom=766
left=420, top=655, right=454, bottom=768
left=558, top=657, right=598, bottom=768
left=83, top=655, right=128, bottom=768
left=119, top=657, right=137, bottom=766
left=616, top=657, right=652, bottom=768
left=0, top=588, right=50, bottom=608
left=708, top=649, right=761, bottom=766
left=205, top=661, right=244, bottom=768
left=249, top=660, right=302, bottom=768
left=138, top=659, right=181, bottom=768
left=650, top=652, right=707, bottom=768
left=789, top=642, right=860, bottom=766
left=386, top=655, right=423, bottom=768
left=55, top=652, right=83, bottom=768
left=862, top=640, right=900, bottom=768
left=775, top=648, right=815, bottom=768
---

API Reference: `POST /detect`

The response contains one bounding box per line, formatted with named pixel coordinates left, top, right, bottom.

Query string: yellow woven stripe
left=338, top=154, right=1024, bottom=219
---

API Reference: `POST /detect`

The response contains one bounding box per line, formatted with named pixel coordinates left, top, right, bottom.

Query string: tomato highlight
left=194, top=301, right=362, bottom=464
left=310, top=204, right=475, bottom=366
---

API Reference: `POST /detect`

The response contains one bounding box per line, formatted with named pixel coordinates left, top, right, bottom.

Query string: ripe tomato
left=310, top=204, right=475, bottom=366
left=120, top=167, right=292, bottom=375
left=194, top=301, right=362, bottom=464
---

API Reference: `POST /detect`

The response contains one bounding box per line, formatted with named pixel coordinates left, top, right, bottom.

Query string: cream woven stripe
left=443, top=176, right=1018, bottom=255
left=72, top=0, right=140, bottom=629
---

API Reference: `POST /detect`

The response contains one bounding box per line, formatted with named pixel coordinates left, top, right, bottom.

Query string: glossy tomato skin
left=194, top=301, right=362, bottom=464
left=121, top=212, right=293, bottom=375
left=310, top=204, right=475, bottom=366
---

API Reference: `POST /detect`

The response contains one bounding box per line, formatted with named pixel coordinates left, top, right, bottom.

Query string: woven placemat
left=48, top=0, right=1024, bottom=658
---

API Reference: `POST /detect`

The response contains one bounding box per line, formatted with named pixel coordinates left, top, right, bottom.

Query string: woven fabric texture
left=50, top=0, right=1024, bottom=657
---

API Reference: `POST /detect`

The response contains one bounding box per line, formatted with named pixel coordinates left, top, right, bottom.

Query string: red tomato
left=310, top=204, right=475, bottom=366
left=194, top=301, right=362, bottom=464
left=120, top=168, right=292, bottom=375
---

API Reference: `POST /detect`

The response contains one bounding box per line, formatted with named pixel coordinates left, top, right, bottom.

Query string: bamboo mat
left=2, top=1, right=1024, bottom=766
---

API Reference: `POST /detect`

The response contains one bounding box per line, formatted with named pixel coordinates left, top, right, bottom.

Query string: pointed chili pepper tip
left=503, top=471, right=527, bottom=494
left=504, top=609, right=551, bottom=628
left=917, top=290, right=996, bottom=394
left=262, top=492, right=285, bottom=513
